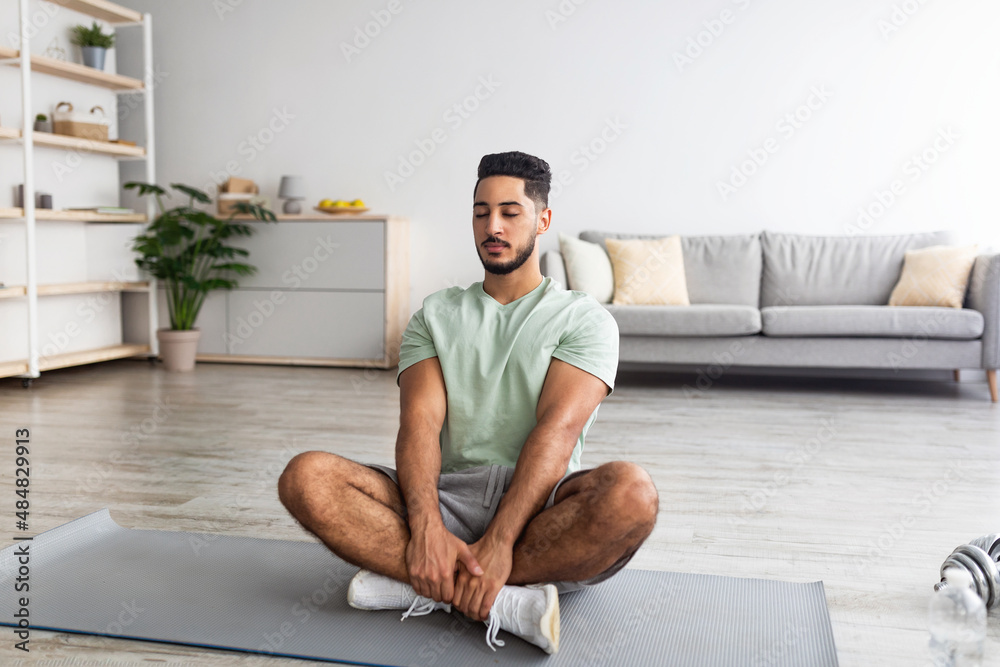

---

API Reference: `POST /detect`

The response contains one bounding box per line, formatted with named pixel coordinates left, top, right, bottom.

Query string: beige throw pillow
left=558, top=233, right=615, bottom=303
left=888, top=245, right=978, bottom=308
left=606, top=236, right=690, bottom=306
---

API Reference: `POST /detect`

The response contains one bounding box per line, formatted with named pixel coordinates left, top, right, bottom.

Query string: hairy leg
left=507, top=461, right=659, bottom=585
left=278, top=451, right=411, bottom=582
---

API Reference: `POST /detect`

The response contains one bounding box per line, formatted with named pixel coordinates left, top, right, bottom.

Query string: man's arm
left=396, top=357, right=482, bottom=604
left=451, top=358, right=609, bottom=621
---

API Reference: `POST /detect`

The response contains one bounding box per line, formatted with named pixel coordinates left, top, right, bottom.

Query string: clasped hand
left=406, top=523, right=511, bottom=622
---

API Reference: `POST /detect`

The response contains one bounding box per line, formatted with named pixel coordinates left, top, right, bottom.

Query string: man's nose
left=485, top=212, right=504, bottom=236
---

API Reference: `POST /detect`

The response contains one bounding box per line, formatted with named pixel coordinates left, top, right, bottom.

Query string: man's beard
left=478, top=234, right=536, bottom=276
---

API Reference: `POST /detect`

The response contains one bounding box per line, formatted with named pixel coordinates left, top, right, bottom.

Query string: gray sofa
left=541, top=231, right=1000, bottom=402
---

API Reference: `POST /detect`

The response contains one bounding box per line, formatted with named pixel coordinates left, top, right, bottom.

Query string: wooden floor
left=0, top=360, right=997, bottom=666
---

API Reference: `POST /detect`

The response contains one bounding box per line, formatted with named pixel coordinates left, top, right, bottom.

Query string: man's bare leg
left=277, top=451, right=411, bottom=582
left=507, top=461, right=659, bottom=586
left=279, top=454, right=658, bottom=589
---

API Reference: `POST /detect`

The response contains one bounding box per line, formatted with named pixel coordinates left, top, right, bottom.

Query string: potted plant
left=33, top=114, right=51, bottom=133
left=127, top=182, right=276, bottom=372
left=71, top=21, right=115, bottom=70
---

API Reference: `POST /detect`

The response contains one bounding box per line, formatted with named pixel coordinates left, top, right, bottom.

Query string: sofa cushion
left=605, top=236, right=690, bottom=306
left=760, top=231, right=952, bottom=307
left=558, top=233, right=615, bottom=303
left=580, top=231, right=761, bottom=307
left=606, top=304, right=762, bottom=336
left=889, top=245, right=979, bottom=308
left=760, top=305, right=984, bottom=340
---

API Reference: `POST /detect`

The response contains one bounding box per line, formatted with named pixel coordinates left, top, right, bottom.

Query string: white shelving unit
left=0, top=0, right=157, bottom=384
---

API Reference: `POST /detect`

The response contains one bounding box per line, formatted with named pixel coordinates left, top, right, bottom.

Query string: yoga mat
left=0, top=510, right=838, bottom=666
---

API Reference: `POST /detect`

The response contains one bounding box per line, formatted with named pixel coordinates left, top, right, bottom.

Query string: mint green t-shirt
left=397, top=276, right=619, bottom=474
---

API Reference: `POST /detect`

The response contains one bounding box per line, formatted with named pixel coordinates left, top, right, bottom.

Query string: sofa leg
left=953, top=369, right=961, bottom=383
left=988, top=369, right=998, bottom=403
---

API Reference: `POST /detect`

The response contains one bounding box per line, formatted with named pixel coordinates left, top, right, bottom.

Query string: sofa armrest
left=540, top=250, right=568, bottom=286
left=967, top=252, right=1000, bottom=369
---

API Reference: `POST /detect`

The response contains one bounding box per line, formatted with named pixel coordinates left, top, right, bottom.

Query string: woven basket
left=52, top=102, right=109, bottom=142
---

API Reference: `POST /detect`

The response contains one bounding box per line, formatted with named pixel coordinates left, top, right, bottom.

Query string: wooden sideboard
left=150, top=214, right=409, bottom=370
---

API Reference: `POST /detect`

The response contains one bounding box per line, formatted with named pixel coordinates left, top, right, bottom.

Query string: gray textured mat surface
left=0, top=510, right=838, bottom=666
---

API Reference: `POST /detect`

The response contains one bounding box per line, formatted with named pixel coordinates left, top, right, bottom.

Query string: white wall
left=116, top=0, right=1000, bottom=313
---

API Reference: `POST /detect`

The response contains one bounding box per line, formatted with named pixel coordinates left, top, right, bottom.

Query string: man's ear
left=536, top=208, right=552, bottom=236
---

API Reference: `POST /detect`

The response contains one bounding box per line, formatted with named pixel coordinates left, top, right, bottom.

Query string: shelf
left=0, top=47, right=144, bottom=90
left=196, top=354, right=394, bottom=370
left=0, top=207, right=146, bottom=223
left=0, top=360, right=29, bottom=379
left=39, top=343, right=150, bottom=372
left=39, top=281, right=149, bottom=296
left=0, top=127, right=146, bottom=158
left=49, top=0, right=144, bottom=24
left=0, top=282, right=148, bottom=298
left=232, top=213, right=388, bottom=222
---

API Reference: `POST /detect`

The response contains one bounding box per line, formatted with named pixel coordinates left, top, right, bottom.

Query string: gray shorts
left=366, top=463, right=633, bottom=593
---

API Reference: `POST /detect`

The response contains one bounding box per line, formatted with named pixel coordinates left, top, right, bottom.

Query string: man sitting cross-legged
left=278, top=151, right=659, bottom=654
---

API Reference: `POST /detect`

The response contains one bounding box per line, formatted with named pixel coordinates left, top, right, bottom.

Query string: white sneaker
left=485, top=584, right=560, bottom=654
left=349, top=570, right=560, bottom=654
left=347, top=569, right=451, bottom=617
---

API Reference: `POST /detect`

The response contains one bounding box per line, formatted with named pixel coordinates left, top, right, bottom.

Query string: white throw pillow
left=558, top=233, right=615, bottom=303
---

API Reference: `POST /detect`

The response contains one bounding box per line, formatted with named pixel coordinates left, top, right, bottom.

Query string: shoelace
left=400, top=590, right=523, bottom=653
left=485, top=610, right=505, bottom=651
left=401, top=596, right=447, bottom=621
left=484, top=589, right=525, bottom=651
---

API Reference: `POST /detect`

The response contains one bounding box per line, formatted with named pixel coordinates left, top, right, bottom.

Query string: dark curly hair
left=474, top=151, right=552, bottom=213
